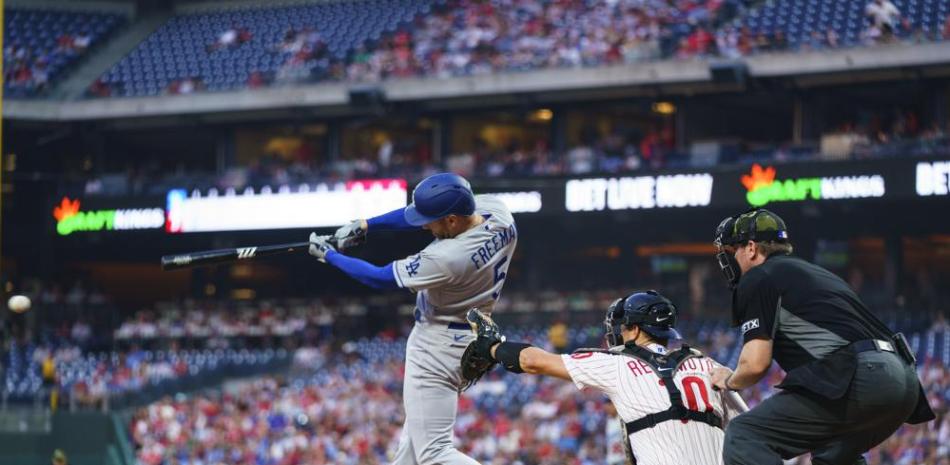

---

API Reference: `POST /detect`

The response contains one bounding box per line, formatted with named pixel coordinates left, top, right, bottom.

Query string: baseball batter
left=308, top=172, right=517, bottom=465
left=463, top=290, right=748, bottom=465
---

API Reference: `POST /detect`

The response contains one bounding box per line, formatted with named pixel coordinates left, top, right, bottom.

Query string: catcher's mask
left=604, top=290, right=681, bottom=347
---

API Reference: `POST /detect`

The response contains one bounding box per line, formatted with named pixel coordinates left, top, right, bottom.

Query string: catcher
left=462, top=290, right=749, bottom=465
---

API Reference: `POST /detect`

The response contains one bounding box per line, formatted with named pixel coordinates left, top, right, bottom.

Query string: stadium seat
left=4, top=7, right=125, bottom=97
left=100, top=0, right=435, bottom=96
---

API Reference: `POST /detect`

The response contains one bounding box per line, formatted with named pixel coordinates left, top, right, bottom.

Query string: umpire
left=709, top=209, right=934, bottom=465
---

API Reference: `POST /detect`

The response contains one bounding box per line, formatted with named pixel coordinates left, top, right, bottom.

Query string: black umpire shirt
left=734, top=254, right=887, bottom=373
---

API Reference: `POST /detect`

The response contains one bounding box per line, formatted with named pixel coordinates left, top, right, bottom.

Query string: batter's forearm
left=325, top=251, right=400, bottom=289
left=366, top=208, right=416, bottom=231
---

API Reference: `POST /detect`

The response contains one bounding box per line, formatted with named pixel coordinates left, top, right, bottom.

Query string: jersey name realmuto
left=562, top=344, right=736, bottom=465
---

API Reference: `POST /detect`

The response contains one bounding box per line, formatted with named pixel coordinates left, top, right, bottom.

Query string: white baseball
left=7, top=295, right=31, bottom=313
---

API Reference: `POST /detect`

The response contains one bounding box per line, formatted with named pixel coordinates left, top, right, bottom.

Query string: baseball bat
left=726, top=390, right=750, bottom=413
left=161, top=241, right=312, bottom=270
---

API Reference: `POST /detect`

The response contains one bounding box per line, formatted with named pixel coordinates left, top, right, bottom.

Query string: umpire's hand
left=308, top=233, right=336, bottom=263
left=711, top=366, right=734, bottom=391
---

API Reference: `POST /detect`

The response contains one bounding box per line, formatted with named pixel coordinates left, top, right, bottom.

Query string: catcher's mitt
left=459, top=308, right=505, bottom=392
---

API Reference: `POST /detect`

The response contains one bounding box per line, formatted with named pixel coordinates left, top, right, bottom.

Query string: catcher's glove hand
left=459, top=308, right=505, bottom=392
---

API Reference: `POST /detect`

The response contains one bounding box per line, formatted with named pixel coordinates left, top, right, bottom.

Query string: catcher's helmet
left=404, top=173, right=476, bottom=226
left=605, top=290, right=681, bottom=347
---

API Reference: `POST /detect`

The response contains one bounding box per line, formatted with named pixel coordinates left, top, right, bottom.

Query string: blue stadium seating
left=104, top=0, right=436, bottom=97
left=737, top=0, right=950, bottom=48
left=4, top=322, right=945, bottom=404
left=3, top=8, right=125, bottom=97
left=2, top=344, right=287, bottom=400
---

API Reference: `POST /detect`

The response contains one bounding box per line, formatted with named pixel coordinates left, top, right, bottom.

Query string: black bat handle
left=161, top=241, right=312, bottom=270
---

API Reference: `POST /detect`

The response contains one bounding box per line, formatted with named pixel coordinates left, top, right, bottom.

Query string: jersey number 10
left=681, top=376, right=714, bottom=412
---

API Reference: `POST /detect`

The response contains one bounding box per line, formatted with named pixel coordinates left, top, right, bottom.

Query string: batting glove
left=332, top=220, right=367, bottom=251
left=308, top=233, right=336, bottom=263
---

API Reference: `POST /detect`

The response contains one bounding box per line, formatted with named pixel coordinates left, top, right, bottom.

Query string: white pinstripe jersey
left=562, top=344, right=739, bottom=465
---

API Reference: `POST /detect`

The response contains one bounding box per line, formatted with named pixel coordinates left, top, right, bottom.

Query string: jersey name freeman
left=470, top=224, right=517, bottom=270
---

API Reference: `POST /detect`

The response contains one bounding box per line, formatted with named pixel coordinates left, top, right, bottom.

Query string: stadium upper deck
left=5, top=0, right=950, bottom=120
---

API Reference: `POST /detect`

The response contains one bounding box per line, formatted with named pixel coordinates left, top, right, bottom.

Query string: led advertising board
left=52, top=158, right=946, bottom=238
left=916, top=160, right=950, bottom=197
left=564, top=173, right=714, bottom=212
left=52, top=197, right=165, bottom=235
left=166, top=179, right=408, bottom=233
left=741, top=163, right=886, bottom=207
left=485, top=191, right=544, bottom=214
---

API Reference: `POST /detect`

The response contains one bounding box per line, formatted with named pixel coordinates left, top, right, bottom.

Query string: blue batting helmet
left=605, top=290, right=681, bottom=346
left=404, top=173, right=476, bottom=226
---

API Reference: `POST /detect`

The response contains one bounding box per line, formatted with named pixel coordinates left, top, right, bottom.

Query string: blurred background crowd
left=5, top=0, right=950, bottom=464
left=1, top=283, right=947, bottom=464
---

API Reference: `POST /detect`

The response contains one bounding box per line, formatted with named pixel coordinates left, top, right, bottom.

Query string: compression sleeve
left=366, top=208, right=415, bottom=231
left=325, top=250, right=400, bottom=290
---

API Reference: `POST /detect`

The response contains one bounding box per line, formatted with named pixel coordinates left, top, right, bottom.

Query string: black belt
left=414, top=308, right=470, bottom=330
left=850, top=339, right=895, bottom=354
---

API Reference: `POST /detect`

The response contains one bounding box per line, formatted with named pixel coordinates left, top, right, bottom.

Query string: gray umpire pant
left=723, top=351, right=920, bottom=465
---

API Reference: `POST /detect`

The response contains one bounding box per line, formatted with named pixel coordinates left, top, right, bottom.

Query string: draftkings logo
left=741, top=164, right=885, bottom=207
left=52, top=197, right=164, bottom=236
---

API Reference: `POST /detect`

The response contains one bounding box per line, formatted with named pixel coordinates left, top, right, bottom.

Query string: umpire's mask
left=714, top=215, right=742, bottom=289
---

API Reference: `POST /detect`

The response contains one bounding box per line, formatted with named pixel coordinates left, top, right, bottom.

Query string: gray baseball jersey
left=390, top=194, right=518, bottom=465
left=392, top=195, right=517, bottom=322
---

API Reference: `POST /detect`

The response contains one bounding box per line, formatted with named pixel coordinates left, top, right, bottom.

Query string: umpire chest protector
left=574, top=344, right=723, bottom=463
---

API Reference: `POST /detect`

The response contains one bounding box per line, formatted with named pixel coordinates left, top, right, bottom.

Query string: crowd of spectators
left=166, top=76, right=206, bottom=95
left=2, top=334, right=290, bottom=410
left=207, top=26, right=253, bottom=53
left=114, top=301, right=333, bottom=345
left=341, top=0, right=744, bottom=82
left=2, top=278, right=945, bottom=463
left=4, top=7, right=124, bottom=98
left=3, top=30, right=94, bottom=95
left=77, top=119, right=950, bottom=198
left=334, top=0, right=947, bottom=83
left=127, top=338, right=950, bottom=465
left=108, top=290, right=632, bottom=347
left=6, top=0, right=941, bottom=100
left=79, top=0, right=950, bottom=98
left=269, top=27, right=330, bottom=86
left=327, top=0, right=946, bottom=84
left=1, top=277, right=114, bottom=350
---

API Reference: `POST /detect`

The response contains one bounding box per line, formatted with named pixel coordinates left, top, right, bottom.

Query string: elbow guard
left=494, top=342, right=533, bottom=374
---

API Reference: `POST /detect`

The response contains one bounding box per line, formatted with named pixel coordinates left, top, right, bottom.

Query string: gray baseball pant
left=391, top=320, right=480, bottom=465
